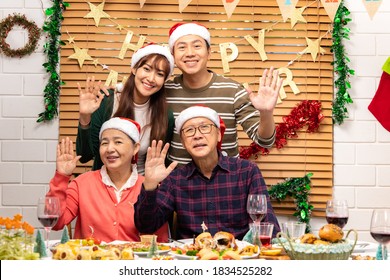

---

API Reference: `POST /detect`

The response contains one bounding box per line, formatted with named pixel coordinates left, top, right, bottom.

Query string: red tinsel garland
left=240, top=100, right=324, bottom=159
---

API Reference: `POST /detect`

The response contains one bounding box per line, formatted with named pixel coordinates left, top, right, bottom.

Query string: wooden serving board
left=258, top=254, right=290, bottom=260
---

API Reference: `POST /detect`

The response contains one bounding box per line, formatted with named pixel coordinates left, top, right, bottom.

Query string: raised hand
left=143, top=140, right=178, bottom=191
left=78, top=76, right=108, bottom=126
left=56, top=137, right=82, bottom=176
left=248, top=67, right=283, bottom=113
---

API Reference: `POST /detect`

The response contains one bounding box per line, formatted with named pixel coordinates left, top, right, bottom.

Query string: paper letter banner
left=179, top=0, right=193, bottom=12
left=118, top=31, right=146, bottom=59
left=222, top=0, right=240, bottom=19
left=219, top=42, right=238, bottom=73
left=277, top=0, right=299, bottom=22
left=362, top=0, right=383, bottom=20
left=320, top=0, right=341, bottom=22
left=139, top=0, right=146, bottom=8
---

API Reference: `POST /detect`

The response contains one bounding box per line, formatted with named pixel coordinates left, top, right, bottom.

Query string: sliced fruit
left=261, top=248, right=282, bottom=256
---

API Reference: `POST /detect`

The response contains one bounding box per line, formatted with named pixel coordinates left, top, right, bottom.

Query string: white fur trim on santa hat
left=175, top=106, right=220, bottom=132
left=99, top=117, right=140, bottom=143
left=168, top=23, right=210, bottom=52
left=131, top=44, right=174, bottom=77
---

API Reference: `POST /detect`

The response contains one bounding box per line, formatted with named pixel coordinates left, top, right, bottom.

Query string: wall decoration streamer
left=277, top=0, right=299, bottom=22
left=362, top=0, right=383, bottom=20
left=222, top=0, right=240, bottom=19
left=320, top=0, right=342, bottom=21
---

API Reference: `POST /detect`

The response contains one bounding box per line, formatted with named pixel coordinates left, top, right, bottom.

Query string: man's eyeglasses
left=181, top=124, right=217, bottom=137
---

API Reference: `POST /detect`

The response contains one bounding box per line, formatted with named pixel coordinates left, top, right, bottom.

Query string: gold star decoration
left=302, top=37, right=326, bottom=62
left=68, top=46, right=93, bottom=68
left=67, top=35, right=75, bottom=44
left=288, top=7, right=307, bottom=28
left=92, top=59, right=99, bottom=67
left=84, top=2, right=111, bottom=27
left=116, top=24, right=124, bottom=31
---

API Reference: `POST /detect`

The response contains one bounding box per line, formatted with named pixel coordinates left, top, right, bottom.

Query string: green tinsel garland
left=268, top=173, right=314, bottom=233
left=37, top=1, right=69, bottom=123
left=331, top=0, right=355, bottom=125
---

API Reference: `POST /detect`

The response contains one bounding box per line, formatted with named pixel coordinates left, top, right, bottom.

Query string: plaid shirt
left=134, top=153, right=280, bottom=240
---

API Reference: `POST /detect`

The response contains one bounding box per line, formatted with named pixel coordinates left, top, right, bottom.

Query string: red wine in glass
left=38, top=215, right=59, bottom=228
left=37, top=196, right=60, bottom=251
left=326, top=200, right=349, bottom=229
left=370, top=231, right=390, bottom=245
left=249, top=213, right=266, bottom=223
left=326, top=216, right=349, bottom=229
left=259, top=235, right=271, bottom=247
left=247, top=194, right=267, bottom=224
left=370, top=209, right=390, bottom=260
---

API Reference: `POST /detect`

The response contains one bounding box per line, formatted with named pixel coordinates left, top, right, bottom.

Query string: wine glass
left=326, top=199, right=349, bottom=229
left=247, top=194, right=267, bottom=224
left=37, top=196, right=60, bottom=250
left=370, top=209, right=390, bottom=260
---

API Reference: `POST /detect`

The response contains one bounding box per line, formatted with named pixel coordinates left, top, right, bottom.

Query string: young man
left=165, top=22, right=283, bottom=165
left=134, top=106, right=280, bottom=240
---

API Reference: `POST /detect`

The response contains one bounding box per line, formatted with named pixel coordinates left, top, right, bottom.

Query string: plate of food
left=170, top=232, right=260, bottom=260
left=103, top=241, right=171, bottom=256
left=51, top=240, right=138, bottom=260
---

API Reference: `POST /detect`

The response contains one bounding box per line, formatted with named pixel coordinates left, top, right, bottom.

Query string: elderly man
left=134, top=106, right=280, bottom=240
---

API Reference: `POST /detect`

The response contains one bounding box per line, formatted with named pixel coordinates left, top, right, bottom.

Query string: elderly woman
left=48, top=117, right=169, bottom=243
left=134, top=106, right=280, bottom=240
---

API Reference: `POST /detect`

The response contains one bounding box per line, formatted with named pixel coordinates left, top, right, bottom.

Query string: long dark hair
left=113, top=54, right=170, bottom=143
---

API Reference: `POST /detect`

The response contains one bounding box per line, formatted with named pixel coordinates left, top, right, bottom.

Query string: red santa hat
left=131, top=43, right=175, bottom=77
left=99, top=117, right=141, bottom=163
left=168, top=22, right=210, bottom=52
left=175, top=105, right=226, bottom=150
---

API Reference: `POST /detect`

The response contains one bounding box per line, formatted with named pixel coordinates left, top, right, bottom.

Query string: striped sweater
left=165, top=71, right=275, bottom=165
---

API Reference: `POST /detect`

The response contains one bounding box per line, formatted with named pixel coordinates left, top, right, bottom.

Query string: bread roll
left=319, top=224, right=344, bottom=242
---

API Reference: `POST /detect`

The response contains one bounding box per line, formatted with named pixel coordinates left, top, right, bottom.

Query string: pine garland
left=268, top=173, right=314, bottom=233
left=37, top=1, right=69, bottom=122
left=0, top=14, right=41, bottom=58
left=331, top=0, right=355, bottom=125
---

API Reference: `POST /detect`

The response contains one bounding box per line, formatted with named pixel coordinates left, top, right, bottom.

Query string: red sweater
left=48, top=170, right=168, bottom=243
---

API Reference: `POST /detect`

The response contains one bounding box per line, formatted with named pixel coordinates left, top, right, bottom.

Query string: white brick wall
left=0, top=0, right=389, bottom=243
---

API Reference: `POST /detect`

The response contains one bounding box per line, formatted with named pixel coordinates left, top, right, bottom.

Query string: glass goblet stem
left=381, top=244, right=387, bottom=260
left=44, top=227, right=51, bottom=250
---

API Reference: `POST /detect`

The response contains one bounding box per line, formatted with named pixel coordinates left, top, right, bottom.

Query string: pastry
left=213, top=231, right=237, bottom=250
left=313, top=239, right=330, bottom=245
left=195, top=232, right=215, bottom=249
left=300, top=233, right=318, bottom=244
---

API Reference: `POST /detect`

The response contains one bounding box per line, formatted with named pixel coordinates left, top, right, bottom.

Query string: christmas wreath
left=0, top=14, right=41, bottom=58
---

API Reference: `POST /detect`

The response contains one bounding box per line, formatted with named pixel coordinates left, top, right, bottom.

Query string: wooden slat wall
left=60, top=0, right=333, bottom=217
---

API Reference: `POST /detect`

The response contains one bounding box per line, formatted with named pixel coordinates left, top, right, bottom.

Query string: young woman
left=76, top=44, right=175, bottom=175
left=49, top=118, right=170, bottom=242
